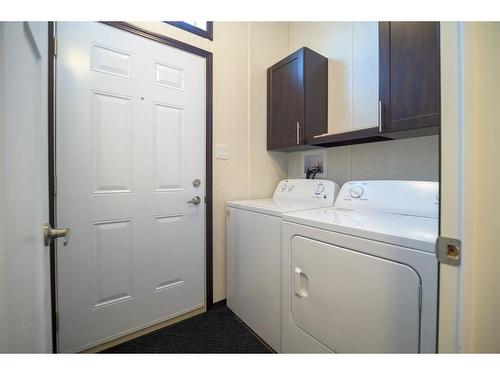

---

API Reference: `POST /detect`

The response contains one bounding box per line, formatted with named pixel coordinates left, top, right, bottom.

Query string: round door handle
left=187, top=196, right=201, bottom=205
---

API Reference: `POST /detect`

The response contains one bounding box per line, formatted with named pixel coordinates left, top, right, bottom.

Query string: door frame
left=47, top=21, right=214, bottom=353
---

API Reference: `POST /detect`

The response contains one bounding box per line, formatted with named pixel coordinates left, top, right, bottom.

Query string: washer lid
left=227, top=198, right=335, bottom=217
left=283, top=207, right=438, bottom=252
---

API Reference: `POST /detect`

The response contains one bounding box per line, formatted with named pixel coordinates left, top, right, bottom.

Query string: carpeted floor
left=101, top=306, right=273, bottom=353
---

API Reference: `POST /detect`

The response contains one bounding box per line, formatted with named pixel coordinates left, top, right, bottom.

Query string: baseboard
left=81, top=306, right=206, bottom=353
left=211, top=298, right=227, bottom=309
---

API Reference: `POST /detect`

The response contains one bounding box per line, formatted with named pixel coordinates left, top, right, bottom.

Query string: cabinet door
left=380, top=22, right=440, bottom=133
left=352, top=22, right=379, bottom=130
left=267, top=50, right=304, bottom=150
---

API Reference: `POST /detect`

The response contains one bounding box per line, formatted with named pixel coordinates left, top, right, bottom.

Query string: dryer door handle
left=293, top=267, right=309, bottom=298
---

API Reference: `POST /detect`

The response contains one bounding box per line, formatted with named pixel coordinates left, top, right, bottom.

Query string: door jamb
left=47, top=21, right=214, bottom=353
left=47, top=21, right=57, bottom=354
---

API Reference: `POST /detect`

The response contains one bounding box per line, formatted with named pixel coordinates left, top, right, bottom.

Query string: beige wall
left=248, top=23, right=289, bottom=198
left=131, top=22, right=288, bottom=302
left=468, top=22, right=500, bottom=352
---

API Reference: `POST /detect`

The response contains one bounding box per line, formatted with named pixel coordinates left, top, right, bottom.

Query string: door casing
left=47, top=21, right=214, bottom=353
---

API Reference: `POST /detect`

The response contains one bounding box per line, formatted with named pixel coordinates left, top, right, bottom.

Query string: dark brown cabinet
left=379, top=22, right=441, bottom=134
left=308, top=21, right=440, bottom=149
left=267, top=47, right=327, bottom=151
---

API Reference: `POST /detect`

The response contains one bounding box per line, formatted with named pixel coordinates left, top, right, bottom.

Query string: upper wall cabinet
left=379, top=22, right=441, bottom=133
left=276, top=21, right=441, bottom=149
left=267, top=47, right=328, bottom=151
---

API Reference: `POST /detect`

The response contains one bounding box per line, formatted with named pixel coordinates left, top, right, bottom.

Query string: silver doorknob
left=187, top=196, right=201, bottom=205
left=44, top=223, right=70, bottom=246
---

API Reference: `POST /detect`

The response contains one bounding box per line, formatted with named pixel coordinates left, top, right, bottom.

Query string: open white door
left=0, top=22, right=51, bottom=353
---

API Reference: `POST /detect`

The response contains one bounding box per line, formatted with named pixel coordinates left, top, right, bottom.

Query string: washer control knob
left=280, top=183, right=287, bottom=192
left=350, top=186, right=364, bottom=198
left=315, top=183, right=325, bottom=195
left=288, top=184, right=294, bottom=192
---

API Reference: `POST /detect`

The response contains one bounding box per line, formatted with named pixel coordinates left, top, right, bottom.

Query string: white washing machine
left=282, top=180, right=439, bottom=353
left=227, top=179, right=340, bottom=352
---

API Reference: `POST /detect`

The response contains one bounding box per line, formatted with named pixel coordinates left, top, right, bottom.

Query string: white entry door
left=55, top=22, right=206, bottom=352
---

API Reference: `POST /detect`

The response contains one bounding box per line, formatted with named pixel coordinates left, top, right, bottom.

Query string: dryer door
left=291, top=236, right=421, bottom=353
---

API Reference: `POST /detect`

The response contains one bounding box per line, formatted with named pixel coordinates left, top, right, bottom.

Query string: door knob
left=44, top=223, right=70, bottom=246
left=187, top=196, right=202, bottom=205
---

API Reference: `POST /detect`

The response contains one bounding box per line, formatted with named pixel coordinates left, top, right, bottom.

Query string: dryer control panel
left=273, top=179, right=340, bottom=204
left=336, top=180, right=439, bottom=218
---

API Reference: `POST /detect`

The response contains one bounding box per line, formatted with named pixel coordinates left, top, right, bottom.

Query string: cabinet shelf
left=311, top=125, right=439, bottom=148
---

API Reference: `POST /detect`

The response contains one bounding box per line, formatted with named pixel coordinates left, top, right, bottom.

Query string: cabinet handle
left=296, top=121, right=300, bottom=145
left=378, top=100, right=383, bottom=133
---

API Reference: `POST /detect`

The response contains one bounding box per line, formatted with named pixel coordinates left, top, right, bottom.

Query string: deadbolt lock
left=193, top=178, right=201, bottom=188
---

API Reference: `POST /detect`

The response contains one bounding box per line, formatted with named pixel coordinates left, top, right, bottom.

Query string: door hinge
left=418, top=284, right=423, bottom=311
left=52, top=36, right=58, bottom=57
left=435, top=236, right=461, bottom=266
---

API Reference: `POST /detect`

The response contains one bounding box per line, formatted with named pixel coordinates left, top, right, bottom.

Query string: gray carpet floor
left=101, top=306, right=273, bottom=353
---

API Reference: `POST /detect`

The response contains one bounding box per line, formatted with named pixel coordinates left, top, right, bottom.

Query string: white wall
left=289, top=136, right=439, bottom=184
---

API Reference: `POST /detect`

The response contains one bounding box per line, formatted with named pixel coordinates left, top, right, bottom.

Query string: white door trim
left=439, top=21, right=475, bottom=353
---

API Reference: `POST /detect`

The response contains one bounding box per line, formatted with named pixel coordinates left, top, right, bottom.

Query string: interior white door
left=56, top=22, right=206, bottom=352
left=0, top=22, right=51, bottom=353
left=291, top=236, right=421, bottom=353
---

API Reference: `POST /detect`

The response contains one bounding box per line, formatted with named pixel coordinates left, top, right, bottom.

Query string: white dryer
left=227, top=179, right=339, bottom=352
left=282, top=180, right=439, bottom=353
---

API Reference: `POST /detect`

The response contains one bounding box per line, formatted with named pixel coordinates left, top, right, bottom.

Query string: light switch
left=215, top=144, right=229, bottom=160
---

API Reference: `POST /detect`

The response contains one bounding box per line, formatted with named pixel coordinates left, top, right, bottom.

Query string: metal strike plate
left=436, top=236, right=461, bottom=266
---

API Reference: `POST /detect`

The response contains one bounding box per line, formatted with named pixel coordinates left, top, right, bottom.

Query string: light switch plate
left=215, top=144, right=229, bottom=160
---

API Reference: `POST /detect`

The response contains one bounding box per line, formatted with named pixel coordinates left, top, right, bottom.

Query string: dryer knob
left=350, top=186, right=364, bottom=198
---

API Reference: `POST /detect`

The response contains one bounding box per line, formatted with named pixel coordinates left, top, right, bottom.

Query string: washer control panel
left=273, top=179, right=340, bottom=203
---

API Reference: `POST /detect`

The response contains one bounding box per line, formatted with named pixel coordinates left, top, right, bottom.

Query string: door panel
left=291, top=236, right=421, bottom=353
left=380, top=22, right=441, bottom=132
left=352, top=22, right=379, bottom=130
left=56, top=22, right=206, bottom=352
left=268, top=52, right=303, bottom=149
